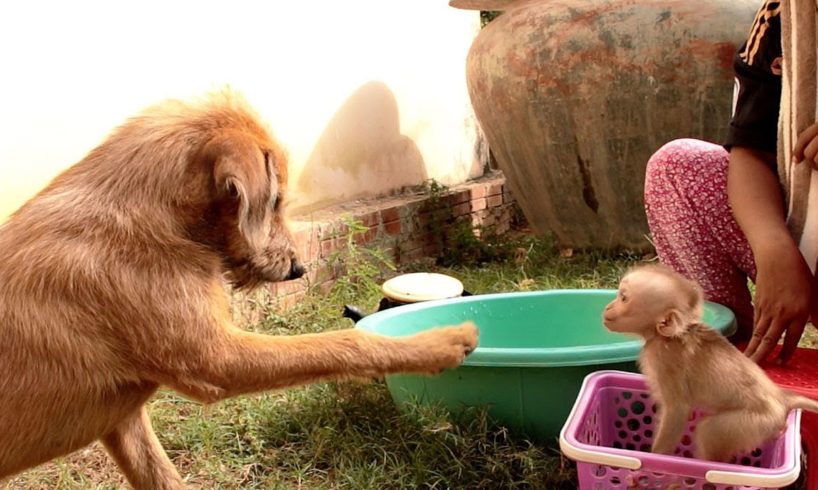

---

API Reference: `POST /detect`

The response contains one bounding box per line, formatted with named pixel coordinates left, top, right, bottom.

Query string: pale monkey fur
left=603, top=264, right=818, bottom=462
left=0, top=93, right=479, bottom=489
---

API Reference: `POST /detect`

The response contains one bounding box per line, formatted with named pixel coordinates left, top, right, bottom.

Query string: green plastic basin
left=355, top=289, right=736, bottom=446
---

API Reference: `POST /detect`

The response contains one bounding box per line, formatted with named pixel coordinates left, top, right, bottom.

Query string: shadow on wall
left=290, top=81, right=427, bottom=215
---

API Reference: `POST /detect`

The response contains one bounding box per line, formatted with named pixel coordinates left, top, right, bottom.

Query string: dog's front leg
left=101, top=405, right=186, bottom=490
left=162, top=321, right=478, bottom=403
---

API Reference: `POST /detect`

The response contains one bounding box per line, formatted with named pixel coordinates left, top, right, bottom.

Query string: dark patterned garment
left=724, top=0, right=783, bottom=157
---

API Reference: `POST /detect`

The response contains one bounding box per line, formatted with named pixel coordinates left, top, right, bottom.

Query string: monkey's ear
left=656, top=309, right=686, bottom=338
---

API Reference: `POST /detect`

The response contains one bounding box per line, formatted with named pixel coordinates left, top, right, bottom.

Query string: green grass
left=16, top=230, right=805, bottom=489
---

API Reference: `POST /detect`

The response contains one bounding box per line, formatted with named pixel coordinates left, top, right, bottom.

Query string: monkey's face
left=602, top=272, right=673, bottom=337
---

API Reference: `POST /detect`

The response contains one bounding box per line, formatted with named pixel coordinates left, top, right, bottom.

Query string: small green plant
left=437, top=218, right=515, bottom=267
left=423, top=178, right=448, bottom=199
left=326, top=215, right=395, bottom=301
left=416, top=179, right=452, bottom=258
left=418, top=179, right=520, bottom=268
left=422, top=178, right=449, bottom=219
left=480, top=10, right=502, bottom=28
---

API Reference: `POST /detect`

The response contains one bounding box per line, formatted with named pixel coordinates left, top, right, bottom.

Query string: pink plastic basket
left=559, top=371, right=801, bottom=489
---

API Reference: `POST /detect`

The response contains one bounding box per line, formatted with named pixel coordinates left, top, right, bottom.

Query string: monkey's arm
left=651, top=402, right=690, bottom=455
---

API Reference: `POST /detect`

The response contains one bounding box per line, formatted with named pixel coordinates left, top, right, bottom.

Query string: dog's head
left=188, top=102, right=305, bottom=290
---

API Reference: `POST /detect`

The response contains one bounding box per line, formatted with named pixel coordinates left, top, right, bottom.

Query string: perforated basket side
left=561, top=371, right=801, bottom=488
left=576, top=461, right=778, bottom=489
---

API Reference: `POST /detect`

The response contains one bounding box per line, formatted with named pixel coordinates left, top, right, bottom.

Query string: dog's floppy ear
left=205, top=131, right=272, bottom=247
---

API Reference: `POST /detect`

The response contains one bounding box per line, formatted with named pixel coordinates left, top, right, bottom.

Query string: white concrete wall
left=0, top=1, right=485, bottom=221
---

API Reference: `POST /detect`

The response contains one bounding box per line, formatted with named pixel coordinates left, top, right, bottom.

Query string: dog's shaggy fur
left=0, top=93, right=478, bottom=489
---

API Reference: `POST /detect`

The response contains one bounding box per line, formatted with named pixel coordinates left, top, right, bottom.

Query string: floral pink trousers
left=644, top=139, right=756, bottom=334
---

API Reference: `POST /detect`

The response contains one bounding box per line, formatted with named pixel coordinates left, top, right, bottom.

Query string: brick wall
left=230, top=171, right=516, bottom=322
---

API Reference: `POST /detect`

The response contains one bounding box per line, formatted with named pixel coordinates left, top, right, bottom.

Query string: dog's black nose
left=286, top=260, right=305, bottom=280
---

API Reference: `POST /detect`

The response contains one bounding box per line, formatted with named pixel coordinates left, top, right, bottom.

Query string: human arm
left=730, top=146, right=813, bottom=363
left=793, top=121, right=818, bottom=169
left=723, top=3, right=813, bottom=363
left=792, top=121, right=818, bottom=328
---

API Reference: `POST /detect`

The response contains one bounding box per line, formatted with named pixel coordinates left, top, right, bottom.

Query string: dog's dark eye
left=263, top=151, right=273, bottom=182
left=226, top=180, right=240, bottom=200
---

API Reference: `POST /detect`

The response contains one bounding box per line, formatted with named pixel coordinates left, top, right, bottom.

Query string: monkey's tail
left=785, top=391, right=818, bottom=413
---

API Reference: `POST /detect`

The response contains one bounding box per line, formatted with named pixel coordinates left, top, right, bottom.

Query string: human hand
left=793, top=121, right=818, bottom=169
left=744, top=241, right=813, bottom=364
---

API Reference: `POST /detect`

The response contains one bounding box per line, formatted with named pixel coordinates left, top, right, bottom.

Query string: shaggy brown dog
left=0, top=93, right=479, bottom=489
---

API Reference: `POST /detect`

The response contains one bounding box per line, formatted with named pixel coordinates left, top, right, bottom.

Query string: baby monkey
left=602, top=263, right=818, bottom=462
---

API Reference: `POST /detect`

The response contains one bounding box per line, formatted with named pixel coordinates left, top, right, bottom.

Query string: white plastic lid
left=381, top=273, right=464, bottom=303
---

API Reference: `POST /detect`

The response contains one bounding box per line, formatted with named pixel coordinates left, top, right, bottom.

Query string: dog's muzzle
left=286, top=260, right=305, bottom=280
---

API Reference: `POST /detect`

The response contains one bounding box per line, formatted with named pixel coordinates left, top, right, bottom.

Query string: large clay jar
left=457, top=0, right=758, bottom=250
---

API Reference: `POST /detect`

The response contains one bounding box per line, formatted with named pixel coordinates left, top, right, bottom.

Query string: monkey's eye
left=620, top=293, right=628, bottom=303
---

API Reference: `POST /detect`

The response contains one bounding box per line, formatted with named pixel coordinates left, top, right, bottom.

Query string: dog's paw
left=405, top=321, right=479, bottom=374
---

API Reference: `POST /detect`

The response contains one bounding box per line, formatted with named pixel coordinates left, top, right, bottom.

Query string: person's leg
left=644, top=139, right=756, bottom=339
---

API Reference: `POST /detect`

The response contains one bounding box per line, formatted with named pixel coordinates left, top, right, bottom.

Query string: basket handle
left=705, top=410, right=802, bottom=487
left=559, top=370, right=644, bottom=470
left=559, top=435, right=642, bottom=470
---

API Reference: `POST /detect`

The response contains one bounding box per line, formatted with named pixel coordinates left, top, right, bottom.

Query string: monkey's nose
left=286, top=260, right=305, bottom=280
